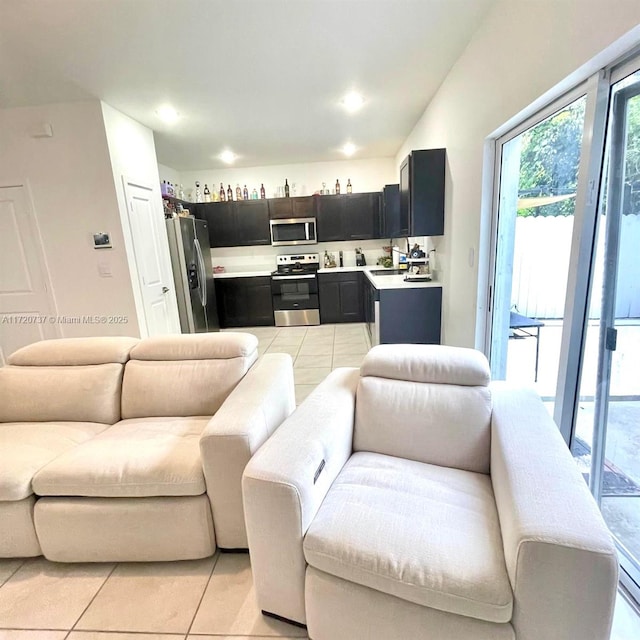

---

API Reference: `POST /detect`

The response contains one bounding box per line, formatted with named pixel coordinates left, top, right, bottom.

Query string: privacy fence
left=511, top=214, right=640, bottom=319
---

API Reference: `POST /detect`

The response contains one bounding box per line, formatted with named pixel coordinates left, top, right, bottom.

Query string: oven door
left=271, top=275, right=320, bottom=326
left=270, top=218, right=317, bottom=246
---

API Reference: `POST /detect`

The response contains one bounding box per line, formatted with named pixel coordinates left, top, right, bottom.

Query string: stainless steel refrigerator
left=166, top=217, right=219, bottom=333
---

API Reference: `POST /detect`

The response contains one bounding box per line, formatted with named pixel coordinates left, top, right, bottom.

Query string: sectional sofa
left=0, top=332, right=295, bottom=561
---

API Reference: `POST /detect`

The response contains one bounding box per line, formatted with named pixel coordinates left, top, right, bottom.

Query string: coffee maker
left=355, top=248, right=366, bottom=266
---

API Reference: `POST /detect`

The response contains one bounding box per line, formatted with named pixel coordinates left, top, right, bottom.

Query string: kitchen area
left=162, top=148, right=445, bottom=370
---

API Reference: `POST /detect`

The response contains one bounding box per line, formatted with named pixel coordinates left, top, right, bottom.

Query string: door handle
left=162, top=286, right=170, bottom=294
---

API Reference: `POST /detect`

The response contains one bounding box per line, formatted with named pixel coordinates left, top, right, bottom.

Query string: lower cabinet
left=362, top=276, right=442, bottom=345
left=214, top=277, right=274, bottom=328
left=319, top=272, right=364, bottom=323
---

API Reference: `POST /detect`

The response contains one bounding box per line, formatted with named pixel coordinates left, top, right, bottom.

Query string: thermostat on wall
left=93, top=232, right=112, bottom=249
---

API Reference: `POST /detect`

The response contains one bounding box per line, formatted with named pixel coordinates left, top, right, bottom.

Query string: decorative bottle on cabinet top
left=243, top=185, right=249, bottom=200
left=195, top=181, right=202, bottom=203
left=284, top=179, right=290, bottom=197
left=227, top=184, right=233, bottom=201
left=260, top=184, right=266, bottom=199
left=203, top=184, right=211, bottom=202
left=347, top=179, right=352, bottom=194
left=335, top=179, right=340, bottom=195
left=219, top=182, right=225, bottom=202
left=236, top=184, right=242, bottom=200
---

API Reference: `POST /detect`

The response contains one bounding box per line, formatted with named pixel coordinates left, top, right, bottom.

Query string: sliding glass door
left=488, top=57, right=640, bottom=600
left=489, top=93, right=587, bottom=413
left=575, top=68, right=640, bottom=594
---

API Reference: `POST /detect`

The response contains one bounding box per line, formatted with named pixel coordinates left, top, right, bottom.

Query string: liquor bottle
left=251, top=188, right=258, bottom=200
left=346, top=179, right=352, bottom=194
left=219, top=183, right=225, bottom=202
left=212, top=190, right=219, bottom=202
left=161, top=180, right=167, bottom=196
left=260, top=183, right=266, bottom=199
left=178, top=184, right=185, bottom=200
left=284, top=179, right=290, bottom=198
left=227, top=184, right=233, bottom=201
left=335, top=179, right=341, bottom=195
left=195, top=181, right=202, bottom=203
left=203, top=184, right=211, bottom=202
left=243, top=185, right=249, bottom=200
left=236, top=184, right=242, bottom=200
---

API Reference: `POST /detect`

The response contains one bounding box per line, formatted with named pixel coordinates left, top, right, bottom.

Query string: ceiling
left=0, top=0, right=495, bottom=171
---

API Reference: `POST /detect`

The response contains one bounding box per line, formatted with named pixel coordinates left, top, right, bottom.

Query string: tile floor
left=234, top=322, right=371, bottom=405
left=2, top=322, right=639, bottom=639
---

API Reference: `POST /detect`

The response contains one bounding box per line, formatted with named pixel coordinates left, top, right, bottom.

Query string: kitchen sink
left=369, top=269, right=406, bottom=276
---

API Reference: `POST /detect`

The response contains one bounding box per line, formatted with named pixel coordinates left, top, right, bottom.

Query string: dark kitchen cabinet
left=361, top=275, right=441, bottom=345
left=381, top=184, right=401, bottom=238
left=235, top=199, right=270, bottom=245
left=197, top=200, right=270, bottom=247
left=317, top=193, right=381, bottom=242
left=268, top=196, right=316, bottom=219
left=399, top=148, right=445, bottom=237
left=319, top=272, right=364, bottom=323
left=214, top=276, right=274, bottom=327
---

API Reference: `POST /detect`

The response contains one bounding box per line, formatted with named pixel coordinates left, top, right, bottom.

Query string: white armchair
left=242, top=344, right=618, bottom=640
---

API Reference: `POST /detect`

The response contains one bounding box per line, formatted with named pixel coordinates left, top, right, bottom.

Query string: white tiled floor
left=2, top=322, right=639, bottom=638
left=239, top=322, right=371, bottom=405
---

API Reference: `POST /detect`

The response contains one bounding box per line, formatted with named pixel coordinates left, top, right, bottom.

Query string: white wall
left=101, top=102, right=180, bottom=337
left=396, top=0, right=640, bottom=347
left=179, top=157, right=396, bottom=201
left=158, top=162, right=181, bottom=186
left=0, top=101, right=140, bottom=337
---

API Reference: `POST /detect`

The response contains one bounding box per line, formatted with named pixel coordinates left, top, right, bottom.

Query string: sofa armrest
left=490, top=382, right=618, bottom=640
left=242, top=367, right=359, bottom=625
left=200, top=353, right=295, bottom=549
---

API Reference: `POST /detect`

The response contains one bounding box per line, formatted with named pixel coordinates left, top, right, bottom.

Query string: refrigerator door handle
left=194, top=239, right=206, bottom=306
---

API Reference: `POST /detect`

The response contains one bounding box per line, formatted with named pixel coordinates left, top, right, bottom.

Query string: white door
left=0, top=185, right=57, bottom=364
left=123, top=180, right=179, bottom=336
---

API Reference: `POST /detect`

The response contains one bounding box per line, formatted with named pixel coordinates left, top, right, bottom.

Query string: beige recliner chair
left=242, top=344, right=619, bottom=640
left=1, top=332, right=295, bottom=561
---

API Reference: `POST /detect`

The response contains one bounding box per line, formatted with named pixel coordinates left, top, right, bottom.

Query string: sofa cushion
left=8, top=337, right=139, bottom=366
left=361, top=344, right=491, bottom=387
left=354, top=376, right=492, bottom=473
left=303, top=452, right=513, bottom=624
left=130, top=332, right=257, bottom=361
left=0, top=422, right=109, bottom=501
left=0, top=364, right=125, bottom=424
left=121, top=333, right=258, bottom=419
left=32, top=417, right=209, bottom=497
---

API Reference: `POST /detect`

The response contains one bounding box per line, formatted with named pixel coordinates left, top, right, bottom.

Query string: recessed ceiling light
left=155, top=105, right=179, bottom=124
left=220, top=150, right=237, bottom=164
left=342, top=142, right=357, bottom=157
left=341, top=91, right=365, bottom=113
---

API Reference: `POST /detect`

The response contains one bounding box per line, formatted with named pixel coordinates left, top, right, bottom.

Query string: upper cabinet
left=268, top=195, right=316, bottom=219
left=196, top=199, right=270, bottom=247
left=381, top=184, right=400, bottom=239
left=399, top=148, right=445, bottom=237
left=317, top=192, right=381, bottom=242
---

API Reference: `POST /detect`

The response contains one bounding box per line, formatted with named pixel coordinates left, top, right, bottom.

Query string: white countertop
left=212, top=265, right=441, bottom=289
left=213, top=269, right=272, bottom=278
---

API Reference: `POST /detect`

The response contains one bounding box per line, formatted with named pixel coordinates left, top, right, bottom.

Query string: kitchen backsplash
left=210, top=237, right=436, bottom=273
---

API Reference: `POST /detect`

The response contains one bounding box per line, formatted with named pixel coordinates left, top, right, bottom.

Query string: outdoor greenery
left=517, top=89, right=640, bottom=218
left=517, top=98, right=585, bottom=217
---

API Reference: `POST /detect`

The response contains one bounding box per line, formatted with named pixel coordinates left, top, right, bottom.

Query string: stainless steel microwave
left=270, top=217, right=317, bottom=246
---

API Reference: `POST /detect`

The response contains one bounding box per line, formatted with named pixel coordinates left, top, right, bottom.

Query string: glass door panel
left=574, top=69, right=640, bottom=593
left=491, top=96, right=586, bottom=415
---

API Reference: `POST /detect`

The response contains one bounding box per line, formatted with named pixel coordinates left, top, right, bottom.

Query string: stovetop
left=272, top=253, right=320, bottom=277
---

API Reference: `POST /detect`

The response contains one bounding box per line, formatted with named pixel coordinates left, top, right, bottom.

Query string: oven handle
left=272, top=274, right=316, bottom=280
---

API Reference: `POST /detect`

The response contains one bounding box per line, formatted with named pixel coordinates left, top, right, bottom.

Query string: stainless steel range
left=271, top=254, right=320, bottom=327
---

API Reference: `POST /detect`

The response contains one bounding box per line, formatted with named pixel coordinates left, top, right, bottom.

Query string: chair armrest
left=490, top=382, right=618, bottom=640
left=242, top=367, right=359, bottom=625
left=200, top=353, right=295, bottom=548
